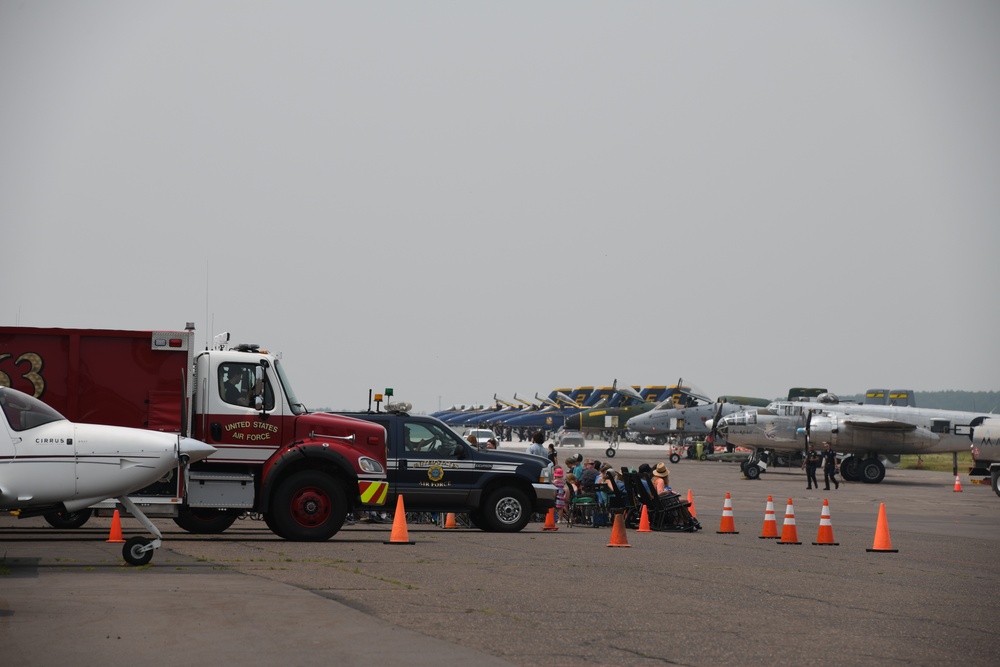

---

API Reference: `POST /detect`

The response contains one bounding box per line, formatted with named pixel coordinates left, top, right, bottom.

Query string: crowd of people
left=548, top=447, right=680, bottom=527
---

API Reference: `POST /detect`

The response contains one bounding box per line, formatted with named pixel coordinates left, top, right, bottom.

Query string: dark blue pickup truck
left=337, top=408, right=557, bottom=532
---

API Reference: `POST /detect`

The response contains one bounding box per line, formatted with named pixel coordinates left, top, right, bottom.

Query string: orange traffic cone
left=637, top=505, right=652, bottom=533
left=542, top=507, right=559, bottom=531
left=106, top=509, right=124, bottom=543
left=607, top=512, right=631, bottom=547
left=813, top=498, right=839, bottom=546
left=687, top=489, right=697, bottom=519
left=717, top=492, right=738, bottom=534
left=777, top=498, right=801, bottom=545
left=758, top=495, right=779, bottom=539
left=442, top=512, right=458, bottom=529
left=866, top=503, right=898, bottom=553
left=953, top=475, right=963, bottom=492
left=384, top=496, right=415, bottom=545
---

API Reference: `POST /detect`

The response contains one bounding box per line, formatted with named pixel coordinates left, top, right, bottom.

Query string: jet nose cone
left=625, top=413, right=649, bottom=431
left=179, top=437, right=216, bottom=464
left=705, top=419, right=714, bottom=431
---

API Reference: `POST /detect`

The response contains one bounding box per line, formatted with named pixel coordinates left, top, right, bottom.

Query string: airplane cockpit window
left=218, top=363, right=275, bottom=410
left=816, top=393, right=840, bottom=405
left=0, top=387, right=67, bottom=432
left=728, top=411, right=757, bottom=426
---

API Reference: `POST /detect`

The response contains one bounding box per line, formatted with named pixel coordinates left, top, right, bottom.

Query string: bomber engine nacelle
left=971, top=418, right=1000, bottom=463
left=807, top=414, right=938, bottom=454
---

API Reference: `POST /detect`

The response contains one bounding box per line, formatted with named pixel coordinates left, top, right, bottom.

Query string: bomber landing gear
left=117, top=495, right=162, bottom=566
left=859, top=457, right=886, bottom=484
left=741, top=450, right=770, bottom=480
left=840, top=456, right=860, bottom=482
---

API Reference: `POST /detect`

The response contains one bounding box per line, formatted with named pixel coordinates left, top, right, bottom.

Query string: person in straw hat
left=651, top=462, right=673, bottom=497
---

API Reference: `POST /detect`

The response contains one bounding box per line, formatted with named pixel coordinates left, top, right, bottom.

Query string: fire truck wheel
left=271, top=471, right=348, bottom=541
left=43, top=509, right=92, bottom=529
left=173, top=508, right=239, bottom=534
left=263, top=511, right=287, bottom=538
left=123, top=537, right=154, bottom=566
left=483, top=487, right=531, bottom=532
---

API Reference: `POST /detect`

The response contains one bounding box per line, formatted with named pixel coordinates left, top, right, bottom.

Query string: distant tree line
left=839, top=390, right=1000, bottom=413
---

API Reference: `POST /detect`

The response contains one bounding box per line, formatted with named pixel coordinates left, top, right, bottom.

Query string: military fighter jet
left=500, top=386, right=604, bottom=431
left=713, top=389, right=994, bottom=483
left=0, top=387, right=216, bottom=564
left=563, top=381, right=669, bottom=433
left=625, top=380, right=770, bottom=446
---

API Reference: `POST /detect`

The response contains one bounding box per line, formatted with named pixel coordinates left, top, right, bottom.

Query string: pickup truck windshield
left=273, top=359, right=306, bottom=415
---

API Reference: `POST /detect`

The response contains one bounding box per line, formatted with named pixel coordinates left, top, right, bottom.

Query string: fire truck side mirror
left=253, top=366, right=268, bottom=418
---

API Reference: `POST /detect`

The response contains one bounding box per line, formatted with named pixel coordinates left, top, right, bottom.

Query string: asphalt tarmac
left=2, top=441, right=998, bottom=667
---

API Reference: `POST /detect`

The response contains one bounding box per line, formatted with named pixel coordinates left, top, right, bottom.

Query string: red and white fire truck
left=0, top=324, right=389, bottom=540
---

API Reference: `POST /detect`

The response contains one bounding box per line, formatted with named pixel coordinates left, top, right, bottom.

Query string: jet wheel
left=991, top=469, right=1000, bottom=498
left=605, top=447, right=616, bottom=458
left=744, top=463, right=761, bottom=480
left=123, top=536, right=154, bottom=566
left=669, top=453, right=681, bottom=464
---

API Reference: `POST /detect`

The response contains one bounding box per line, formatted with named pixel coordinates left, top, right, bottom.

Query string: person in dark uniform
left=822, top=442, right=840, bottom=490
left=803, top=444, right=822, bottom=489
left=224, top=367, right=246, bottom=405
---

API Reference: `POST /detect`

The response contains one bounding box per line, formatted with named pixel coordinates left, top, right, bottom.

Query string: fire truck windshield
left=273, top=359, right=306, bottom=415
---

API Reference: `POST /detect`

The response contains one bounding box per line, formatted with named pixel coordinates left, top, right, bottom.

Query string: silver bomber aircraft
left=712, top=390, right=994, bottom=483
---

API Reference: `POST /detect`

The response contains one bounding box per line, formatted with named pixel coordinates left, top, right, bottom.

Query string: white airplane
left=711, top=390, right=994, bottom=483
left=0, top=387, right=215, bottom=565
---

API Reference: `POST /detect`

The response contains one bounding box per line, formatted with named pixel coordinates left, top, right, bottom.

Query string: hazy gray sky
left=3, top=1, right=998, bottom=412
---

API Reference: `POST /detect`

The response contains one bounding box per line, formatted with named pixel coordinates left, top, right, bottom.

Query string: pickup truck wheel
left=173, top=508, right=239, bottom=534
left=483, top=487, right=531, bottom=532
left=271, top=471, right=347, bottom=541
left=44, top=509, right=92, bottom=529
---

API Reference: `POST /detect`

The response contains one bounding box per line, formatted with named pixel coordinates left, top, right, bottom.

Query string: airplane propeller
left=709, top=401, right=724, bottom=440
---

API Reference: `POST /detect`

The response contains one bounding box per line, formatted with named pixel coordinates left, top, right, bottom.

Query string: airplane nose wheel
left=123, top=536, right=154, bottom=566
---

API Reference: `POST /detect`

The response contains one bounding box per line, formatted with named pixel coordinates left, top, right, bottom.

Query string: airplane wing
left=840, top=417, right=917, bottom=432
